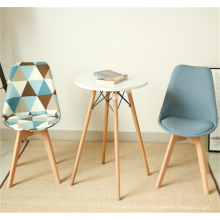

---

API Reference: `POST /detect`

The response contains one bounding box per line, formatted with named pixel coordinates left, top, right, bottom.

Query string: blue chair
left=156, top=65, right=218, bottom=195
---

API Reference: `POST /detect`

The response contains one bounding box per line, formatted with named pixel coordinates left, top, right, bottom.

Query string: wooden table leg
left=127, top=90, right=150, bottom=175
left=113, top=92, right=120, bottom=200
left=70, top=90, right=96, bottom=185
left=102, top=91, right=110, bottom=164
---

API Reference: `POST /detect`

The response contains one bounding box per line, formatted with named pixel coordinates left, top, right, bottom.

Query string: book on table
left=94, top=70, right=128, bottom=86
left=93, top=70, right=125, bottom=81
left=96, top=75, right=128, bottom=87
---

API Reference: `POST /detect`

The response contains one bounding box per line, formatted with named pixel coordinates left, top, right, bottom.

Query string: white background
left=0, top=7, right=220, bottom=132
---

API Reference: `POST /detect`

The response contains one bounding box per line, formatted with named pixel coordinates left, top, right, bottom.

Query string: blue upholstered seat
left=158, top=65, right=218, bottom=137
left=161, top=117, right=214, bottom=137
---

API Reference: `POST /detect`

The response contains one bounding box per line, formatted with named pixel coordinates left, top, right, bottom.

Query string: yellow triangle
left=46, top=95, right=59, bottom=110
left=15, top=98, right=29, bottom=113
left=18, top=124, right=30, bottom=129
left=7, top=119, right=18, bottom=123
left=45, top=69, right=53, bottom=79
left=12, top=67, right=27, bottom=81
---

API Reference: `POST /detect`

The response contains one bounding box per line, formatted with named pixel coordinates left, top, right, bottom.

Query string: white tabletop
left=75, top=72, right=148, bottom=91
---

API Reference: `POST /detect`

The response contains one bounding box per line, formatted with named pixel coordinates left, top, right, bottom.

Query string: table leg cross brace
left=92, top=91, right=131, bottom=111
left=93, top=91, right=113, bottom=110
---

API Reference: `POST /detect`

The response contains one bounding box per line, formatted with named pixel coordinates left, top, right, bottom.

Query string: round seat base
left=160, top=117, right=214, bottom=137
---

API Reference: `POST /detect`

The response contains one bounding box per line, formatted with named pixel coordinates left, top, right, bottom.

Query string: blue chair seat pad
left=161, top=117, right=214, bottom=137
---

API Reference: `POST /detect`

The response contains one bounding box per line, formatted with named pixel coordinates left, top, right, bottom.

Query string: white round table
left=71, top=72, right=150, bottom=200
left=75, top=72, right=148, bottom=91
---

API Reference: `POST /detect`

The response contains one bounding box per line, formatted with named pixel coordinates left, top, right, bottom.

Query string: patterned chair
left=2, top=62, right=61, bottom=188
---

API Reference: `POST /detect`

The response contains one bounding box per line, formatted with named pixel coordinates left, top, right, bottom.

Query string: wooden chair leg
left=155, top=134, right=178, bottom=188
left=10, top=132, right=32, bottom=169
left=102, top=91, right=110, bottom=164
left=70, top=90, right=96, bottom=185
left=127, top=91, right=150, bottom=175
left=7, top=131, right=23, bottom=188
left=113, top=92, right=120, bottom=200
left=195, top=137, right=209, bottom=195
left=200, top=137, right=210, bottom=174
left=10, top=144, right=17, bottom=169
left=41, top=129, right=61, bottom=184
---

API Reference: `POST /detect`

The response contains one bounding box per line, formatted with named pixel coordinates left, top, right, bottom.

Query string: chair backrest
left=159, top=65, right=218, bottom=127
left=2, top=62, right=60, bottom=120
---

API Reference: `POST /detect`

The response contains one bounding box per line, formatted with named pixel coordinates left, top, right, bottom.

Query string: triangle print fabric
left=2, top=62, right=61, bottom=131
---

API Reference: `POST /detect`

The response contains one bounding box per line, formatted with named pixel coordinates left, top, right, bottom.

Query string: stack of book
left=94, top=70, right=127, bottom=87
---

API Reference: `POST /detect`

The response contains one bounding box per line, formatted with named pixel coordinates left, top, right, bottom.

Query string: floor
left=1, top=141, right=219, bottom=213
left=0, top=140, right=219, bottom=188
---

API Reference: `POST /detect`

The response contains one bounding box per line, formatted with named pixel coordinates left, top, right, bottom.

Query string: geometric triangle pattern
left=19, top=65, right=35, bottom=80
left=2, top=62, right=61, bottom=131
left=29, top=80, right=44, bottom=95
left=21, top=96, right=37, bottom=111
left=38, top=80, right=52, bottom=96
left=4, top=111, right=61, bottom=131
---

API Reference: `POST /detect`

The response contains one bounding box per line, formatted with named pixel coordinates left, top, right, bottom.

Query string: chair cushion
left=2, top=110, right=61, bottom=132
left=161, top=117, right=214, bottom=137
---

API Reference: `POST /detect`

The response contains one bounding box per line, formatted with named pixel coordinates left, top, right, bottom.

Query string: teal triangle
left=6, top=97, right=20, bottom=112
left=20, top=121, right=34, bottom=129
left=33, top=116, right=46, bottom=121
left=29, top=80, right=44, bottom=95
left=9, top=66, right=19, bottom=81
left=12, top=63, right=19, bottom=67
left=21, top=96, right=37, bottom=111
left=19, top=65, right=35, bottom=80
left=38, top=81, right=52, bottom=95
left=6, top=83, right=20, bottom=100
left=56, top=110, right=61, bottom=117
left=18, top=115, right=32, bottom=119
left=31, top=110, right=46, bottom=115
left=33, top=121, right=45, bottom=128
left=7, top=121, right=17, bottom=125
left=36, top=62, right=47, bottom=65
